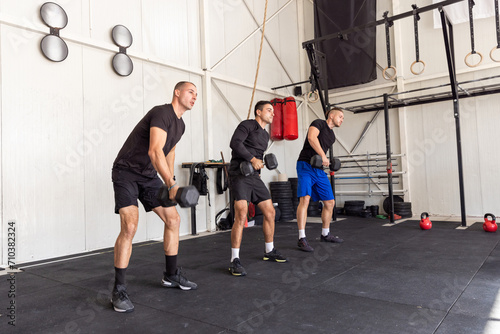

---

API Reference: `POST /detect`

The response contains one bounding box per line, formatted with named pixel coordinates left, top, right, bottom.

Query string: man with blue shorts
left=296, top=108, right=344, bottom=252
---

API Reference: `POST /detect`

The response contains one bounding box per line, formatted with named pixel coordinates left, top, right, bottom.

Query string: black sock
left=114, top=267, right=127, bottom=289
left=165, top=255, right=177, bottom=276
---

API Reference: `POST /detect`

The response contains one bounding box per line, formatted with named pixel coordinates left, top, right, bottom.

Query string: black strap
left=468, top=0, right=476, bottom=54
left=216, top=167, right=228, bottom=194
left=383, top=11, right=393, bottom=67
left=189, top=163, right=200, bottom=185
left=189, top=163, right=211, bottom=206
left=495, top=0, right=500, bottom=48
left=412, top=4, right=420, bottom=62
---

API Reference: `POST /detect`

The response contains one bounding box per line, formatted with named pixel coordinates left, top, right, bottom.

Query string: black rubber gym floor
left=1, top=216, right=500, bottom=334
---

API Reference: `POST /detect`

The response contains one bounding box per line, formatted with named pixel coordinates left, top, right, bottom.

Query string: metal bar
left=211, top=0, right=293, bottom=71
left=384, top=94, right=395, bottom=223
left=349, top=86, right=500, bottom=114
left=212, top=80, right=242, bottom=122
left=341, top=156, right=401, bottom=163
left=336, top=181, right=399, bottom=185
left=335, top=171, right=405, bottom=177
left=271, top=80, right=311, bottom=90
left=302, top=0, right=463, bottom=47
left=351, top=110, right=381, bottom=153
left=336, top=152, right=391, bottom=158
left=305, top=44, right=328, bottom=113
left=335, top=74, right=500, bottom=112
left=341, top=163, right=398, bottom=169
left=336, top=190, right=406, bottom=195
left=440, top=8, right=467, bottom=227
left=335, top=175, right=398, bottom=179
left=243, top=0, right=295, bottom=84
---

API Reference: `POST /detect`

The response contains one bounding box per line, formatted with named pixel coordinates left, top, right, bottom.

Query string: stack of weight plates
left=288, top=177, right=299, bottom=215
left=383, top=196, right=404, bottom=215
left=307, top=201, right=322, bottom=217
left=394, top=202, right=412, bottom=218
left=344, top=200, right=365, bottom=216
left=269, top=181, right=295, bottom=221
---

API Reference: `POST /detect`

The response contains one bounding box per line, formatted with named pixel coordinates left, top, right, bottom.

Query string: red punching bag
left=283, top=97, right=298, bottom=140
left=270, top=98, right=283, bottom=141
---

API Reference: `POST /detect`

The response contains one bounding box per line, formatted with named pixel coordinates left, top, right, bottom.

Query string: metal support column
left=383, top=94, right=394, bottom=223
left=440, top=8, right=467, bottom=227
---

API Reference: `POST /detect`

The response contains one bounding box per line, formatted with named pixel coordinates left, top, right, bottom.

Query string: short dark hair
left=254, top=100, right=272, bottom=117
left=326, top=107, right=343, bottom=118
left=174, top=81, right=196, bottom=92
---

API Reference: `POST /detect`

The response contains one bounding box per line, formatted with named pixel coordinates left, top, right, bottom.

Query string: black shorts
left=230, top=174, right=271, bottom=204
left=112, top=168, right=174, bottom=214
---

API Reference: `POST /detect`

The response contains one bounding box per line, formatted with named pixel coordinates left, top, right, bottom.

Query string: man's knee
left=164, top=213, right=181, bottom=230
left=323, top=200, right=334, bottom=210
left=261, top=204, right=275, bottom=220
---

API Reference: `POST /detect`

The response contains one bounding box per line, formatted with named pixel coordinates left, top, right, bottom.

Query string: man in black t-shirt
left=111, top=81, right=198, bottom=313
left=228, top=101, right=287, bottom=276
left=296, top=108, right=344, bottom=252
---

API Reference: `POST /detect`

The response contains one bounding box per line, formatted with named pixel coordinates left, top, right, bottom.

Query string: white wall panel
left=0, top=23, right=3, bottom=264
left=81, top=47, right=148, bottom=251
left=89, top=0, right=143, bottom=51
left=0, top=0, right=84, bottom=35
left=141, top=0, right=198, bottom=67
left=475, top=94, right=500, bottom=215
left=1, top=26, right=85, bottom=263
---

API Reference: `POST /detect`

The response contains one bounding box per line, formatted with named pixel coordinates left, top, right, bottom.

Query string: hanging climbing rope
left=247, top=0, right=269, bottom=120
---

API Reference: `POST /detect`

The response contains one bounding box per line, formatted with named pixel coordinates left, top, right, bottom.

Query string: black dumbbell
left=240, top=153, right=279, bottom=176
left=310, top=154, right=341, bottom=172
left=157, top=184, right=199, bottom=208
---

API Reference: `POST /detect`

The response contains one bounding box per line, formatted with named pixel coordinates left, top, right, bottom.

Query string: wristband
left=168, top=183, right=177, bottom=191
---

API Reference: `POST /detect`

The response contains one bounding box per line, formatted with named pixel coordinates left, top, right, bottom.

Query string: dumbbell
left=310, top=154, right=341, bottom=172
left=240, top=153, right=279, bottom=176
left=157, top=184, right=199, bottom=208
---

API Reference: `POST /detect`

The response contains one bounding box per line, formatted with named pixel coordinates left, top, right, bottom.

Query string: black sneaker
left=161, top=268, right=198, bottom=290
left=263, top=248, right=288, bottom=262
left=111, top=284, right=134, bottom=313
left=229, top=258, right=247, bottom=276
left=320, top=233, right=344, bottom=243
left=298, top=237, right=314, bottom=252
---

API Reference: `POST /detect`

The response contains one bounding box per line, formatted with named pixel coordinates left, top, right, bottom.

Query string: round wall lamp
left=111, top=25, right=133, bottom=76
left=40, top=2, right=69, bottom=62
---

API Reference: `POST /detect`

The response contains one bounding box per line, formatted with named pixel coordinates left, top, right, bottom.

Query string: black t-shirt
left=297, top=119, right=336, bottom=162
left=229, top=119, right=269, bottom=175
left=113, top=104, right=185, bottom=177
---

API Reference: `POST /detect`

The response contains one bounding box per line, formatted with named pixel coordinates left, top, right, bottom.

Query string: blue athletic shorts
left=296, top=160, right=334, bottom=202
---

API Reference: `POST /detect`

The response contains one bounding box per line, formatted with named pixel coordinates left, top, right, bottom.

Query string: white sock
left=231, top=248, right=240, bottom=262
left=299, top=229, right=306, bottom=239
left=265, top=242, right=274, bottom=253
left=322, top=228, right=330, bottom=237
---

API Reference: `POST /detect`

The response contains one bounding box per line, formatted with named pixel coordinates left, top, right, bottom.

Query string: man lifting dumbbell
left=310, top=154, right=341, bottom=172
left=240, top=152, right=279, bottom=176
left=111, top=81, right=198, bottom=313
left=296, top=107, right=345, bottom=252
left=228, top=100, right=287, bottom=276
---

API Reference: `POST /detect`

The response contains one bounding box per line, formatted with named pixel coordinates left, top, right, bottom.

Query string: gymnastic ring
left=410, top=60, right=425, bottom=75
left=464, top=51, right=483, bottom=67
left=307, top=90, right=319, bottom=103
left=382, top=66, right=397, bottom=80
left=490, top=46, right=500, bottom=62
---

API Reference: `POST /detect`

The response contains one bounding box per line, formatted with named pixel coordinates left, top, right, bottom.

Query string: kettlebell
left=483, top=213, right=497, bottom=233
left=419, top=212, right=432, bottom=230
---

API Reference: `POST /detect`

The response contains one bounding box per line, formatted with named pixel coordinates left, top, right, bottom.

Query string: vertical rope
left=247, top=0, right=269, bottom=120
